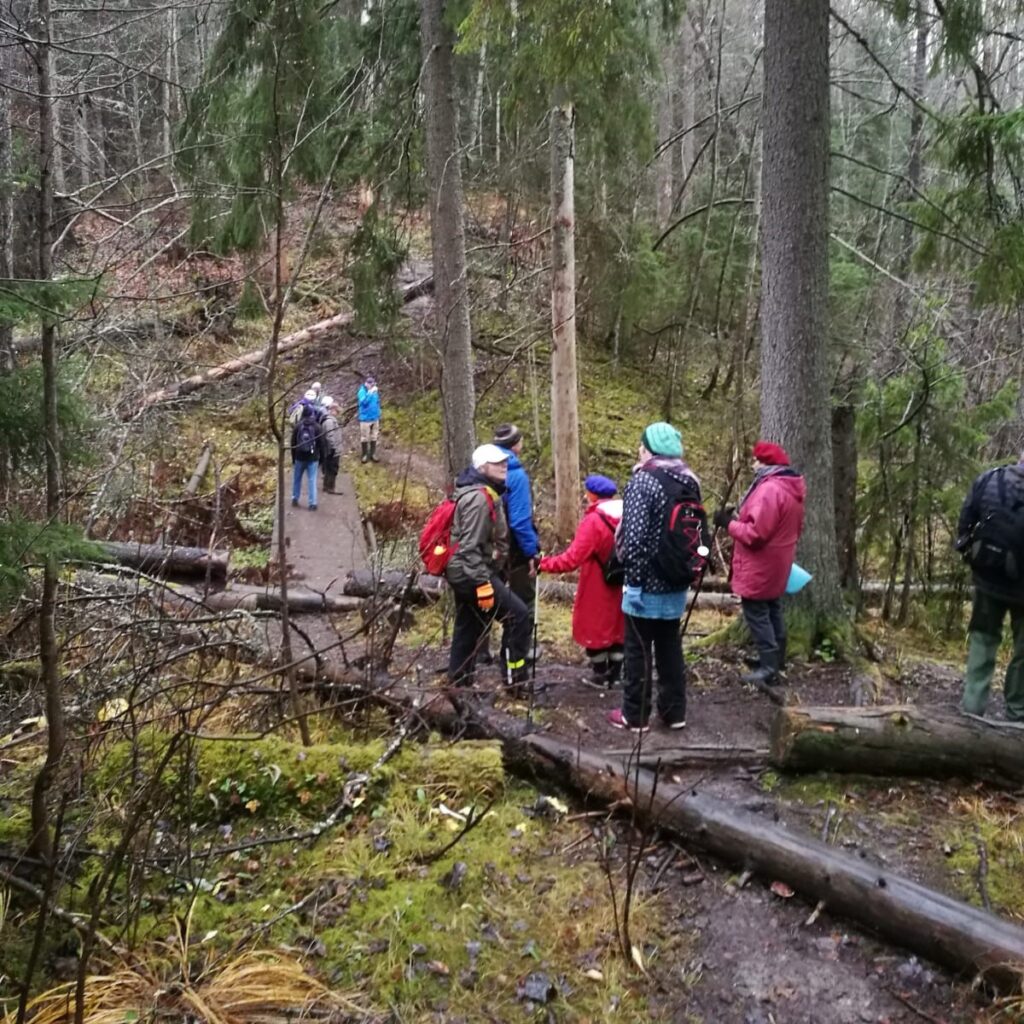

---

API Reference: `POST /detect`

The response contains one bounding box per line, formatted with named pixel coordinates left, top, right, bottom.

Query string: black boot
left=361, top=442, right=369, bottom=464
left=741, top=650, right=780, bottom=688
left=370, top=440, right=380, bottom=463
left=778, top=638, right=788, bottom=674
left=606, top=658, right=623, bottom=686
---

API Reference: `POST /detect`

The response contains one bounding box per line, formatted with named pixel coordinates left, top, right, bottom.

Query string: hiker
left=446, top=444, right=532, bottom=691
left=955, top=454, right=1024, bottom=721
left=358, top=376, right=381, bottom=463
left=320, top=397, right=342, bottom=494
left=290, top=402, right=325, bottom=510
left=492, top=423, right=541, bottom=658
left=288, top=387, right=322, bottom=427
left=538, top=474, right=625, bottom=686
left=607, top=422, right=701, bottom=732
left=713, top=441, right=806, bottom=691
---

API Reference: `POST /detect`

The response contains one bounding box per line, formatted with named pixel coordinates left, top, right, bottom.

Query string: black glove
left=713, top=507, right=736, bottom=530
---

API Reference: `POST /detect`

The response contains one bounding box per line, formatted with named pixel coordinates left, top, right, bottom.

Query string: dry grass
left=9, top=952, right=369, bottom=1024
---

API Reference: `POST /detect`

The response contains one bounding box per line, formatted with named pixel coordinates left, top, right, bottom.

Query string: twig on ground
left=413, top=795, right=498, bottom=865
left=974, top=826, right=993, bottom=912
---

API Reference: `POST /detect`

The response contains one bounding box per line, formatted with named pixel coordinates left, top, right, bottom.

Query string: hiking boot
left=606, top=708, right=650, bottom=733
left=291, top=497, right=299, bottom=508
left=742, top=653, right=761, bottom=669
left=741, top=665, right=779, bottom=687
left=309, top=504, right=318, bottom=511
left=661, top=716, right=687, bottom=730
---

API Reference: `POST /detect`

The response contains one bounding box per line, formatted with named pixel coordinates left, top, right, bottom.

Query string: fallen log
left=201, top=585, right=363, bottom=614
left=770, top=705, right=1024, bottom=785
left=125, top=278, right=430, bottom=420
left=341, top=570, right=740, bottom=609
left=161, top=440, right=215, bottom=544
left=215, top=659, right=1024, bottom=987
left=514, top=727, right=1024, bottom=991
left=96, top=541, right=229, bottom=579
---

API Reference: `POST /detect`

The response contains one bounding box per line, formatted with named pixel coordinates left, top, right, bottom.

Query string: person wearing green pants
left=957, top=457, right=1024, bottom=721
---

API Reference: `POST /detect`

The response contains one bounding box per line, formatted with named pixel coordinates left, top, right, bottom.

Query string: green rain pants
left=962, top=588, right=1024, bottom=721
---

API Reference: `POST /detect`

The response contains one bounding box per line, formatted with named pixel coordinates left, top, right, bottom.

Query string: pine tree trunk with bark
left=0, top=31, right=12, bottom=370
left=760, top=0, right=844, bottom=620
left=550, top=97, right=580, bottom=540
left=419, top=0, right=476, bottom=481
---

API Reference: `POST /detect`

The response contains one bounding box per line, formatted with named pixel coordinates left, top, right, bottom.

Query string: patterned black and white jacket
left=619, top=457, right=702, bottom=593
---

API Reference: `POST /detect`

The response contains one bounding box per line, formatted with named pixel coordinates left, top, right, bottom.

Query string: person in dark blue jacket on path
left=357, top=376, right=381, bottom=464
left=492, top=423, right=540, bottom=668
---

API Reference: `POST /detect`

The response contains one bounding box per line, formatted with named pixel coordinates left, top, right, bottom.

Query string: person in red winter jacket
left=539, top=475, right=625, bottom=686
left=714, top=441, right=806, bottom=690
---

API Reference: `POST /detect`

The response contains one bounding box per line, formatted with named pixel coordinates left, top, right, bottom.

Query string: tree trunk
left=655, top=29, right=676, bottom=229
left=28, top=0, right=65, bottom=863
left=676, top=12, right=695, bottom=199
left=0, top=26, right=13, bottom=370
left=760, top=0, right=843, bottom=620
left=550, top=97, right=581, bottom=539
left=419, top=0, right=476, bottom=482
left=95, top=540, right=229, bottom=578
left=831, top=404, right=859, bottom=592
left=770, top=705, right=1024, bottom=786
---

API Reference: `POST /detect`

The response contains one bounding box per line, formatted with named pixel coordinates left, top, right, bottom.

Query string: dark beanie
left=493, top=423, right=523, bottom=448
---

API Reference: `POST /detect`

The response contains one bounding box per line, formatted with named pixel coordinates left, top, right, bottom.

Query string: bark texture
left=550, top=99, right=581, bottom=539
left=419, top=0, right=476, bottom=481
left=770, top=705, right=1024, bottom=784
left=760, top=0, right=843, bottom=617
left=96, top=541, right=229, bottom=579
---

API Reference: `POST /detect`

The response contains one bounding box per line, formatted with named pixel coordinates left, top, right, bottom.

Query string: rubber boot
left=370, top=440, right=380, bottom=463
left=741, top=649, right=780, bottom=687
left=361, top=442, right=370, bottom=464
left=606, top=658, right=623, bottom=686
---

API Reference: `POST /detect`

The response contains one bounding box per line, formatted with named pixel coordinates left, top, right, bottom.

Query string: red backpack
left=419, top=487, right=497, bottom=575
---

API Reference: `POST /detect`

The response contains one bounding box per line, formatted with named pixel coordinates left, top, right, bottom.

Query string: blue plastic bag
left=786, top=563, right=812, bottom=594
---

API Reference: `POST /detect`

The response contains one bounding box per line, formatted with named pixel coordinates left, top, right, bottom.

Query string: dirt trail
left=272, top=465, right=367, bottom=594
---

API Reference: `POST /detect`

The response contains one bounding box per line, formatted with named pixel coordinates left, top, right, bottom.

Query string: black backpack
left=294, top=414, right=320, bottom=460
left=595, top=511, right=626, bottom=587
left=645, top=468, right=711, bottom=588
left=964, top=468, right=1024, bottom=581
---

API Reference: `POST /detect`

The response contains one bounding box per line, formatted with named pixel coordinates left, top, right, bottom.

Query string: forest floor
left=267, top=399, right=1017, bottom=1023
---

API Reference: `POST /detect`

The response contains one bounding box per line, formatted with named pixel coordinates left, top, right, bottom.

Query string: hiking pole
left=527, top=577, right=539, bottom=729
left=680, top=457, right=744, bottom=639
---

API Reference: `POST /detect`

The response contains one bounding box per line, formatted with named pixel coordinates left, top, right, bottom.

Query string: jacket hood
left=593, top=498, right=623, bottom=520
left=454, top=466, right=505, bottom=496
left=773, top=472, right=806, bottom=504
left=640, top=456, right=700, bottom=486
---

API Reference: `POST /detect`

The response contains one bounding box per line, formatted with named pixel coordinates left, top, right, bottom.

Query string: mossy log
left=97, top=541, right=229, bottom=579
left=513, top=729, right=1024, bottom=991
left=770, top=705, right=1024, bottom=784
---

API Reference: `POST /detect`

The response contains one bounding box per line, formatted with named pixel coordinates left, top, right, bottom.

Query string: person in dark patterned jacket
left=607, top=421, right=700, bottom=732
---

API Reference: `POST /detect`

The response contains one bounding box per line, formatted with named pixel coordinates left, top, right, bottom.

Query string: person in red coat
left=713, top=441, right=806, bottom=689
left=538, top=475, right=625, bottom=686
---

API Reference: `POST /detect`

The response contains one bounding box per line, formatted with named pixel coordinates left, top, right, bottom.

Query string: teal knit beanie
left=642, top=421, right=683, bottom=458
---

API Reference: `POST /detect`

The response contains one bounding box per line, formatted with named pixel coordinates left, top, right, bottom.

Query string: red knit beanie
left=753, top=440, right=789, bottom=465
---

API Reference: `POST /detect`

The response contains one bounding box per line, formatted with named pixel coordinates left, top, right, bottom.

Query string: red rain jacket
left=539, top=500, right=625, bottom=649
left=727, top=471, right=806, bottom=600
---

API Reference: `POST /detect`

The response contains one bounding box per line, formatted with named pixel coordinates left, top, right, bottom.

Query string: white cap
left=322, top=396, right=336, bottom=408
left=303, top=389, right=317, bottom=401
left=472, top=443, right=510, bottom=469
left=311, top=381, right=322, bottom=392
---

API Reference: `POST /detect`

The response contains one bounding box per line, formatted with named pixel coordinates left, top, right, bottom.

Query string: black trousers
left=741, top=597, right=785, bottom=664
left=449, top=576, right=531, bottom=686
left=322, top=454, right=340, bottom=490
left=622, top=615, right=686, bottom=725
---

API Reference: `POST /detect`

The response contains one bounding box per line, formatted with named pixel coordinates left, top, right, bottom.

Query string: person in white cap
left=445, top=444, right=532, bottom=692
left=320, top=398, right=342, bottom=493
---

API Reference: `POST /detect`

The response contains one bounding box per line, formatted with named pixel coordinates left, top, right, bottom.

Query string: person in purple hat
left=539, top=474, right=625, bottom=685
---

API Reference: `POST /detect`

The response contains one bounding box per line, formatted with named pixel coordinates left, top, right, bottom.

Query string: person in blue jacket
left=357, top=375, right=381, bottom=464
left=492, top=423, right=541, bottom=669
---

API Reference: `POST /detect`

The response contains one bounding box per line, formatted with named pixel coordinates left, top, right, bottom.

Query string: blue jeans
left=292, top=459, right=318, bottom=506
